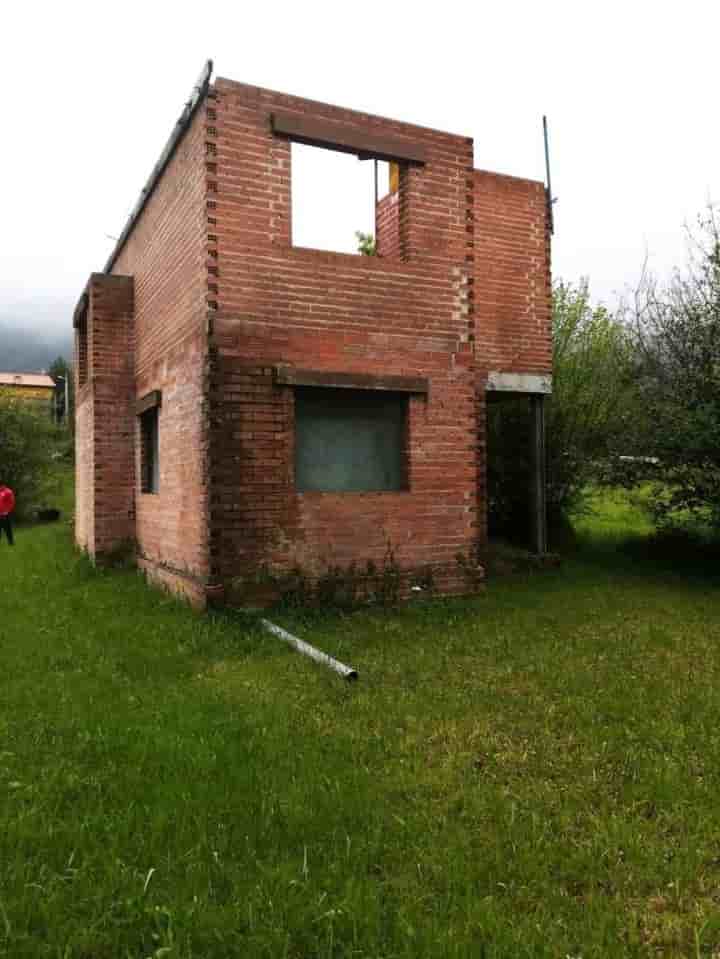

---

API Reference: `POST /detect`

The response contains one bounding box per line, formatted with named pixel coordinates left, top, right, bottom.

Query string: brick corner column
left=87, top=273, right=136, bottom=560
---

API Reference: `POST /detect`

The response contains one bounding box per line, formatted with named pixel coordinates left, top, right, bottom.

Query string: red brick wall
left=74, top=274, right=134, bottom=557
left=132, top=332, right=208, bottom=593
left=376, top=191, right=401, bottom=258
left=208, top=78, right=480, bottom=594
left=109, top=103, right=213, bottom=598
left=473, top=170, right=552, bottom=380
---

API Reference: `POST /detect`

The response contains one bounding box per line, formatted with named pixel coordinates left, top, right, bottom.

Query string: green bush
left=0, top=396, right=61, bottom=519
left=487, top=280, right=636, bottom=542
left=626, top=207, right=720, bottom=532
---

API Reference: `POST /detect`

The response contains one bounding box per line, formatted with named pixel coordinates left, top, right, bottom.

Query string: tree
left=626, top=207, right=720, bottom=529
left=487, top=280, right=636, bottom=540
left=548, top=280, right=637, bottom=516
left=0, top=396, right=58, bottom=518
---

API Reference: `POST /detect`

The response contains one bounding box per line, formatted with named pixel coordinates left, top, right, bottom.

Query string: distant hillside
left=0, top=317, right=73, bottom=373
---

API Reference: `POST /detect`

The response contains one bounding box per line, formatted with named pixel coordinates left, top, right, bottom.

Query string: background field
left=2, top=481, right=720, bottom=958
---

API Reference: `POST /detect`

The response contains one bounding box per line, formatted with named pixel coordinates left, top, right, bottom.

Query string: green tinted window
left=295, top=387, right=406, bottom=492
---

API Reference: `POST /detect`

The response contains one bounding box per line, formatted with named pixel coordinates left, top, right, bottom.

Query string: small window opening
left=140, top=407, right=160, bottom=494
left=295, top=386, right=407, bottom=492
left=291, top=143, right=389, bottom=255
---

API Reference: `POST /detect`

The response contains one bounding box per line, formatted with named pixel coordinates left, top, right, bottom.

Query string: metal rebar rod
left=530, top=393, right=548, bottom=555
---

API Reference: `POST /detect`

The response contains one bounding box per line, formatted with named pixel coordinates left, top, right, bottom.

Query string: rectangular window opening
left=291, top=142, right=389, bottom=255
left=140, top=407, right=160, bottom=494
left=294, top=386, right=407, bottom=492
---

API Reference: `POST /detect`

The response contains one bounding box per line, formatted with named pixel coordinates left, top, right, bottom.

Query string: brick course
left=473, top=170, right=552, bottom=380
left=376, top=191, right=401, bottom=258
left=112, top=102, right=211, bottom=600
left=74, top=274, right=134, bottom=558
left=75, top=103, right=213, bottom=603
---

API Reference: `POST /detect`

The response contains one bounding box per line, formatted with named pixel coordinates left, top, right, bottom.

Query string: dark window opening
left=295, top=386, right=407, bottom=492
left=291, top=142, right=389, bottom=254
left=140, top=407, right=159, bottom=494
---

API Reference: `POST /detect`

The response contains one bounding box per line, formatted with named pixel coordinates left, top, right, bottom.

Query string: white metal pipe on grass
left=261, top=619, right=359, bottom=681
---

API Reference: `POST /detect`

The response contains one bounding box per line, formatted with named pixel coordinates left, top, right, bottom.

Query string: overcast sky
left=2, top=0, right=718, bottom=339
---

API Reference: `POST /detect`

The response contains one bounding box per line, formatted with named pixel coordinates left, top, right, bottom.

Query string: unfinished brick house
left=74, top=61, right=552, bottom=607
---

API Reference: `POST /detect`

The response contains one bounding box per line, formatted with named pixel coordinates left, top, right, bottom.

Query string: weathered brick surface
left=111, top=105, right=211, bottom=593
left=136, top=556, right=208, bottom=608
left=473, top=170, right=552, bottom=380
left=132, top=332, right=208, bottom=581
left=112, top=107, right=210, bottom=374
left=209, top=78, right=479, bottom=593
left=74, top=274, right=134, bottom=557
left=89, top=275, right=135, bottom=556
left=376, top=191, right=401, bottom=258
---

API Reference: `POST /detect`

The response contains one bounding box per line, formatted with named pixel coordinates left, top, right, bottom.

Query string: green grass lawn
left=2, top=485, right=720, bottom=958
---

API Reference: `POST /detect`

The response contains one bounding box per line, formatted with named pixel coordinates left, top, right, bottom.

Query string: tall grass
left=1, top=483, right=720, bottom=956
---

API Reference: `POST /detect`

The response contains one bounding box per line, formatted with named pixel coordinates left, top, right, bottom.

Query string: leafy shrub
left=0, top=396, right=60, bottom=519
left=355, top=231, right=377, bottom=256
left=487, top=280, right=636, bottom=542
left=624, top=207, right=720, bottom=532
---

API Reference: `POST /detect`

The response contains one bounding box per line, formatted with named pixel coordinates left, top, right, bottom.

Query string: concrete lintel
left=271, top=112, right=427, bottom=165
left=275, top=366, right=429, bottom=394
left=486, top=372, right=552, bottom=395
left=135, top=390, right=162, bottom=416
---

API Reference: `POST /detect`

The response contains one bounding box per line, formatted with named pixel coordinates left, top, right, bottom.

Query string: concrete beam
left=487, top=372, right=552, bottom=394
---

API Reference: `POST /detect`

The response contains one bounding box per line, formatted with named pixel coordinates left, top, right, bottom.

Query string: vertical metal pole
left=373, top=159, right=378, bottom=250
left=530, top=394, right=547, bottom=555
left=542, top=116, right=554, bottom=235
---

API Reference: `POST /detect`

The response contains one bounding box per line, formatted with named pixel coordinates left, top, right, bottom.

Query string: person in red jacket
left=0, top=484, right=16, bottom=546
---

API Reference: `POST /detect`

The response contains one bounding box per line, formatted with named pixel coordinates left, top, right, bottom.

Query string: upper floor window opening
left=291, top=142, right=389, bottom=255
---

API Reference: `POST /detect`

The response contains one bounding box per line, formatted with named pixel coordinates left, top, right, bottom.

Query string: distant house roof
left=0, top=372, right=56, bottom=389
